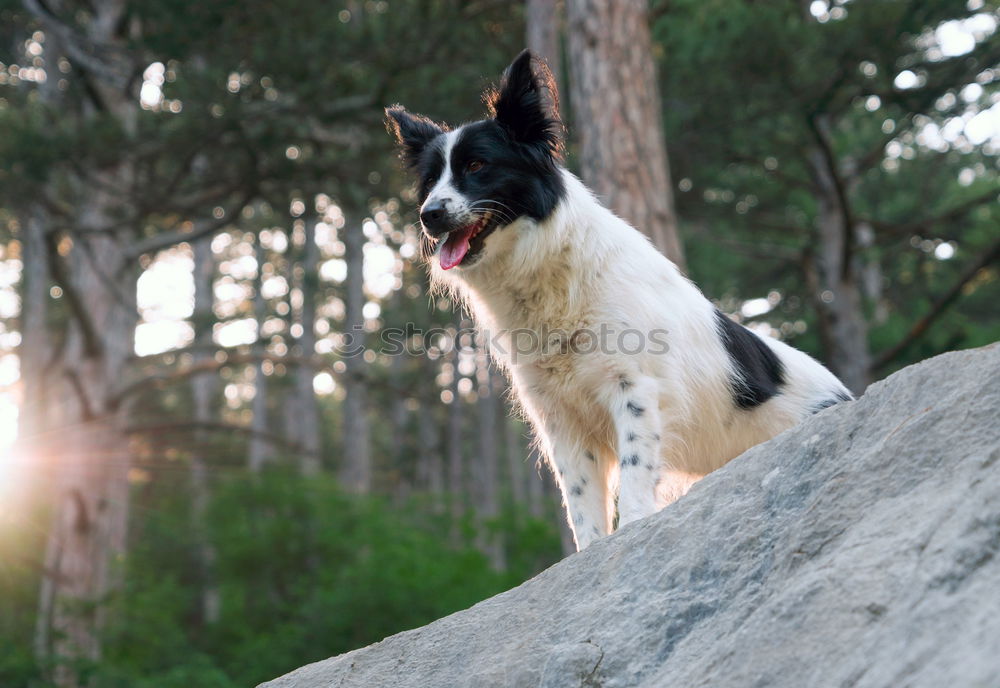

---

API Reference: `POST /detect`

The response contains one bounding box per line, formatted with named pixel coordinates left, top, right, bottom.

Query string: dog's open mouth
left=438, top=212, right=497, bottom=270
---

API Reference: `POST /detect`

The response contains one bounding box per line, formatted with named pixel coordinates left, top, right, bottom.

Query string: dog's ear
left=385, top=106, right=446, bottom=169
left=487, top=50, right=563, bottom=158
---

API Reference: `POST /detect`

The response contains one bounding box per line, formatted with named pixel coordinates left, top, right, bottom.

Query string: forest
left=0, top=1, right=997, bottom=686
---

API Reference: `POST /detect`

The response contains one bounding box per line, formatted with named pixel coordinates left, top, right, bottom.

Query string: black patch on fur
left=570, top=485, right=583, bottom=496
left=487, top=50, right=564, bottom=159
left=585, top=451, right=596, bottom=462
left=626, top=402, right=645, bottom=417
left=443, top=120, right=564, bottom=223
left=621, top=454, right=640, bottom=467
left=619, top=376, right=634, bottom=390
left=811, top=390, right=852, bottom=414
left=627, top=432, right=637, bottom=442
left=714, top=309, right=785, bottom=409
left=385, top=106, right=447, bottom=171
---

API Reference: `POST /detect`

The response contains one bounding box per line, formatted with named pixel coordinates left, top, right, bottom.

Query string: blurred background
left=0, top=0, right=997, bottom=686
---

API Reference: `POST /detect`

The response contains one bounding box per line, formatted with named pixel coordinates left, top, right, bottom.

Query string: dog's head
left=386, top=50, right=565, bottom=271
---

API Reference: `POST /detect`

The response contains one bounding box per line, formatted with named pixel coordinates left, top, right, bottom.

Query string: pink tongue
left=439, top=227, right=474, bottom=270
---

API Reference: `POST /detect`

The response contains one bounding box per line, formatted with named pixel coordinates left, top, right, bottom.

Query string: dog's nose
left=420, top=199, right=449, bottom=234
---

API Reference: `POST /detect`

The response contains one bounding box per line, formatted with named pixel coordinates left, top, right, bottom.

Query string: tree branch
left=851, top=114, right=914, bottom=176
left=807, top=113, right=856, bottom=281
left=864, top=186, right=1000, bottom=243
left=22, top=0, right=135, bottom=89
left=116, top=351, right=333, bottom=402
left=74, top=233, right=139, bottom=312
left=64, top=368, right=96, bottom=421
left=123, top=188, right=256, bottom=259
left=125, top=420, right=320, bottom=458
left=684, top=217, right=804, bottom=260
left=872, top=236, right=1000, bottom=372
left=43, top=231, right=102, bottom=357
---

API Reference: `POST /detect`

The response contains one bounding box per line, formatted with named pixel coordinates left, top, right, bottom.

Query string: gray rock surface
left=260, top=344, right=1000, bottom=688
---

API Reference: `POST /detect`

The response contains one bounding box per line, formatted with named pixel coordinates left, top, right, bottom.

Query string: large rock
left=261, top=344, right=1000, bottom=688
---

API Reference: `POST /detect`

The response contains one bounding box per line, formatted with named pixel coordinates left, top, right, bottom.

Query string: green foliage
left=0, top=505, right=47, bottom=688
left=0, top=470, right=559, bottom=688
left=653, top=0, right=1000, bottom=373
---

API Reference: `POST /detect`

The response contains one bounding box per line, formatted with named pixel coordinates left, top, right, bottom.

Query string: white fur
left=430, top=168, right=850, bottom=550
left=422, top=130, right=471, bottom=221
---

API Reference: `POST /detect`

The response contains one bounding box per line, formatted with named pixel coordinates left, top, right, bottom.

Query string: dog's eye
left=467, top=160, right=485, bottom=173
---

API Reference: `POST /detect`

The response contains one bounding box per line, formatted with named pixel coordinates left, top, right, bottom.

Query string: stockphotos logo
left=337, top=323, right=670, bottom=362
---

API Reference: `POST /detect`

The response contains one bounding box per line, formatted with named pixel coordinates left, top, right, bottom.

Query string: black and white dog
left=387, top=51, right=851, bottom=550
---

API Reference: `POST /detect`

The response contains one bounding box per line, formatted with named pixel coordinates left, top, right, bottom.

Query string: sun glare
left=135, top=247, right=195, bottom=356
left=0, top=395, right=20, bottom=504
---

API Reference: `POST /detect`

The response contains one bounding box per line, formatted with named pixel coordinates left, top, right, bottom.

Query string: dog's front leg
left=611, top=376, right=663, bottom=528
left=545, top=428, right=612, bottom=551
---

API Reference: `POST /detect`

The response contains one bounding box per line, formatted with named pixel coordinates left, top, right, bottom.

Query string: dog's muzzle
left=419, top=199, right=451, bottom=236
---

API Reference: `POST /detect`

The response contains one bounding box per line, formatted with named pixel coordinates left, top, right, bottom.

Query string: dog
left=386, top=50, right=852, bottom=550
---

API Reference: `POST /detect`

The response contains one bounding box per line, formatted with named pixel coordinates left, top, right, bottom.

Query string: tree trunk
left=526, top=0, right=563, bottom=102
left=447, top=320, right=465, bottom=522
left=189, top=232, right=220, bottom=624
left=248, top=236, right=270, bottom=472
left=33, top=2, right=140, bottom=678
left=389, top=344, right=410, bottom=497
left=525, top=444, right=545, bottom=519
left=807, top=148, right=871, bottom=394
left=18, top=209, right=53, bottom=470
left=565, top=0, right=685, bottom=270
left=24, top=209, right=55, bottom=664
left=340, top=215, right=371, bottom=492
left=295, top=210, right=322, bottom=475
left=502, top=395, right=527, bottom=509
left=282, top=235, right=302, bottom=447
left=417, top=355, right=444, bottom=500
left=475, top=355, right=504, bottom=569
left=38, top=207, right=136, bottom=688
